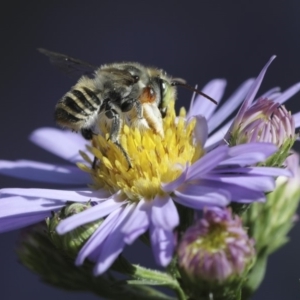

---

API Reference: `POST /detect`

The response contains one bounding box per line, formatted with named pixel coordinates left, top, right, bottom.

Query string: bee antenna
left=171, top=81, right=218, bottom=105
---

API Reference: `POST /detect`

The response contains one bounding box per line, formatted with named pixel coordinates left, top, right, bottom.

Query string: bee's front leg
left=80, top=128, right=98, bottom=169
left=105, top=105, right=132, bottom=169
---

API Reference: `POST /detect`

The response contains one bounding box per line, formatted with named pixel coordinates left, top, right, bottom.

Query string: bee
left=39, top=49, right=217, bottom=167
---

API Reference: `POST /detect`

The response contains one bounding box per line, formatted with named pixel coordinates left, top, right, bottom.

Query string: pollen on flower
left=78, top=102, right=203, bottom=201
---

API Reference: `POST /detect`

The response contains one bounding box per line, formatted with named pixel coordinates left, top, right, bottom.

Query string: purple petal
left=220, top=154, right=268, bottom=166
left=122, top=199, right=150, bottom=244
left=211, top=166, right=291, bottom=177
left=234, top=56, right=276, bottom=127
left=274, top=83, right=300, bottom=104
left=259, top=87, right=281, bottom=99
left=0, top=195, right=65, bottom=218
left=205, top=120, right=232, bottom=148
left=193, top=179, right=266, bottom=203
left=0, top=188, right=109, bottom=202
left=150, top=195, right=179, bottom=231
left=228, top=143, right=277, bottom=157
left=174, top=185, right=230, bottom=208
left=29, top=127, right=91, bottom=163
left=149, top=226, right=174, bottom=267
left=188, top=79, right=227, bottom=119
left=201, top=174, right=275, bottom=191
left=293, top=111, right=300, bottom=128
left=76, top=206, right=123, bottom=265
left=186, top=145, right=229, bottom=181
left=267, top=92, right=282, bottom=100
left=0, top=160, right=90, bottom=185
left=56, top=195, right=124, bottom=234
left=0, top=212, right=50, bottom=233
left=192, top=115, right=208, bottom=146
left=92, top=204, right=135, bottom=274
left=93, top=230, right=125, bottom=275
left=208, top=79, right=255, bottom=133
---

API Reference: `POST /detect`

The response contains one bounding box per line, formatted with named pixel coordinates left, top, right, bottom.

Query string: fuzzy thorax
left=78, top=102, right=203, bottom=202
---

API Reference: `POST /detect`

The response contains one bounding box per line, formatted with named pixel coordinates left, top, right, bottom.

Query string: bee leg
left=81, top=128, right=96, bottom=140
left=105, top=107, right=132, bottom=169
left=80, top=128, right=99, bottom=169
left=92, top=156, right=98, bottom=169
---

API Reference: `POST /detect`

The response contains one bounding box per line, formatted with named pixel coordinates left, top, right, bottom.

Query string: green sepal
left=241, top=252, right=268, bottom=299
left=262, top=137, right=297, bottom=167
left=179, top=268, right=247, bottom=300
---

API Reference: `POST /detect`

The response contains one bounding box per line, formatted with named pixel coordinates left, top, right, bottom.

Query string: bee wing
left=38, top=48, right=97, bottom=78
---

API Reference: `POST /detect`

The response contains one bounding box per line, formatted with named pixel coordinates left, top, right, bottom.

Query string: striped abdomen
left=55, top=84, right=101, bottom=131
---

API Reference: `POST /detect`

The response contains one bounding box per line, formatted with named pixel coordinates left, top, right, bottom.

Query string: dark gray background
left=1, top=1, right=300, bottom=299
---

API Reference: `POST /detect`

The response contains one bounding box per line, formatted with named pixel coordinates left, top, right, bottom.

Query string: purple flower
left=227, top=98, right=295, bottom=146
left=177, top=208, right=255, bottom=283
left=0, top=59, right=293, bottom=275
left=188, top=56, right=300, bottom=149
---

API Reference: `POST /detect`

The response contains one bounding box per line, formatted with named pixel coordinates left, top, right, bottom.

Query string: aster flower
left=177, top=208, right=255, bottom=298
left=0, top=57, right=293, bottom=276
left=189, top=56, right=300, bottom=150
left=0, top=110, right=287, bottom=275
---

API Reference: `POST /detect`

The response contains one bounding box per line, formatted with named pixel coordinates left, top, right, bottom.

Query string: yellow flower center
left=78, top=102, right=203, bottom=202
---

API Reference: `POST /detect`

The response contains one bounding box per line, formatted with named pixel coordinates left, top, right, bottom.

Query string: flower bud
left=46, top=201, right=102, bottom=257
left=178, top=208, right=255, bottom=299
left=228, top=98, right=296, bottom=166
left=242, top=152, right=300, bottom=296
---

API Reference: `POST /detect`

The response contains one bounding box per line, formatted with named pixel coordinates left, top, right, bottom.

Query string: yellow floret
left=78, top=101, right=204, bottom=202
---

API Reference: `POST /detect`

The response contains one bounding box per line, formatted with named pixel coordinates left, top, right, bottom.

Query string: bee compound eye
left=133, top=75, right=139, bottom=83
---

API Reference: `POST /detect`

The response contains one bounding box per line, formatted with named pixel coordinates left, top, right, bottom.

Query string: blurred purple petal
left=193, top=115, right=208, bottom=146
left=29, top=127, right=91, bottom=163
left=0, top=195, right=64, bottom=218
left=274, top=83, right=300, bottom=104
left=0, top=188, right=109, bottom=202
left=0, top=212, right=50, bottom=233
left=0, top=159, right=90, bottom=185
left=150, top=195, right=179, bottom=231
left=150, top=226, right=174, bottom=267
left=122, top=199, right=150, bottom=244
left=293, top=111, right=300, bottom=128
left=259, top=87, right=281, bottom=99
left=208, top=79, right=255, bottom=133
left=188, top=79, right=227, bottom=119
